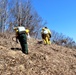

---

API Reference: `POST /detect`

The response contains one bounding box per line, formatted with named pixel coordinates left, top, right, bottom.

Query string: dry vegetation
left=0, top=33, right=76, bottom=75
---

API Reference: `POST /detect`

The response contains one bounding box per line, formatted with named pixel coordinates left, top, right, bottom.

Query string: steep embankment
left=0, top=34, right=76, bottom=75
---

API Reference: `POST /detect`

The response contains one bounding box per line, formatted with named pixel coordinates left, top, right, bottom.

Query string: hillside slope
left=0, top=34, right=76, bottom=75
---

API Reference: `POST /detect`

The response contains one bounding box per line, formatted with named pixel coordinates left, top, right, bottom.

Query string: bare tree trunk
left=0, top=0, right=8, bottom=33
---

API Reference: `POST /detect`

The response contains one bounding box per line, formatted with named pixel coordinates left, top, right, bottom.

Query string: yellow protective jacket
left=25, top=29, right=30, bottom=35
left=41, top=28, right=51, bottom=38
left=14, top=28, right=30, bottom=38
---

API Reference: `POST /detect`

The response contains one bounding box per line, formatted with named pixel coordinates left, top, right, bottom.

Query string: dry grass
left=0, top=34, right=76, bottom=75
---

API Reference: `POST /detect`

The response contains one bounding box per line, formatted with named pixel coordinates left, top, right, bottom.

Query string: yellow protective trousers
left=42, top=34, right=51, bottom=45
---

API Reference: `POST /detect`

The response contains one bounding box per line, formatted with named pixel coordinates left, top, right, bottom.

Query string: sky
left=32, top=0, right=76, bottom=42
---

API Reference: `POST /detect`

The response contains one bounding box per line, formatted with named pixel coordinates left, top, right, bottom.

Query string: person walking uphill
left=14, top=26, right=28, bottom=54
left=41, top=27, right=51, bottom=45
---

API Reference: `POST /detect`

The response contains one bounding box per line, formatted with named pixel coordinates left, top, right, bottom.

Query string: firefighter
left=14, top=26, right=28, bottom=54
left=41, top=27, right=51, bottom=45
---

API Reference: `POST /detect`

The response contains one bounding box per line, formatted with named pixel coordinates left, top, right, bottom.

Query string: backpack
left=43, top=30, right=48, bottom=34
left=17, top=26, right=26, bottom=34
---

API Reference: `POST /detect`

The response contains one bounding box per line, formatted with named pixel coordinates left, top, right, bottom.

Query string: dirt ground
left=0, top=33, right=76, bottom=75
